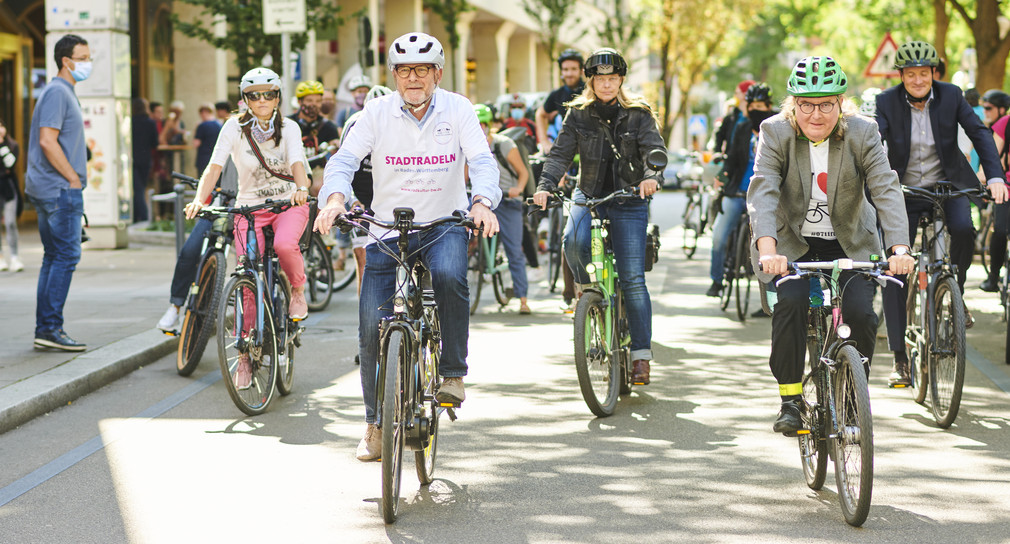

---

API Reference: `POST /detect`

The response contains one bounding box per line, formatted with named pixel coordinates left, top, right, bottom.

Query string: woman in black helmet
left=980, top=89, right=1010, bottom=292
left=533, top=47, right=666, bottom=385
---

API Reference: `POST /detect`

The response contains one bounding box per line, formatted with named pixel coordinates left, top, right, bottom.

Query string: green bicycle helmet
left=786, top=56, right=848, bottom=97
left=894, top=41, right=939, bottom=69
left=473, top=103, right=493, bottom=124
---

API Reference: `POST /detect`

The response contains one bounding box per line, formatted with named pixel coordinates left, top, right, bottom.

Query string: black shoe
left=773, top=400, right=803, bottom=436
left=706, top=282, right=722, bottom=297
left=980, top=278, right=999, bottom=293
left=750, top=309, right=769, bottom=318
left=34, top=329, right=87, bottom=352
left=887, top=361, right=912, bottom=387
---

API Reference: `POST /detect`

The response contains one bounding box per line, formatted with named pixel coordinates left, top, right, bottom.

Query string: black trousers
left=770, top=238, right=879, bottom=390
left=882, top=195, right=973, bottom=352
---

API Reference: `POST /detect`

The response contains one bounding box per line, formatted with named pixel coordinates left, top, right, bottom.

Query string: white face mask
left=70, top=61, right=93, bottom=82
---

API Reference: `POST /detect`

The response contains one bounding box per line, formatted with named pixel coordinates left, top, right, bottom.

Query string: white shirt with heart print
left=800, top=141, right=836, bottom=240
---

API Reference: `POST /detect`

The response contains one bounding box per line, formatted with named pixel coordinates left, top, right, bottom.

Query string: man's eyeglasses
left=245, top=90, right=279, bottom=102
left=394, top=65, right=432, bottom=78
left=70, top=56, right=92, bottom=62
left=796, top=100, right=838, bottom=115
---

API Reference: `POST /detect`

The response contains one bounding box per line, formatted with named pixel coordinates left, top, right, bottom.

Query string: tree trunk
left=950, top=0, right=1010, bottom=91
left=934, top=0, right=950, bottom=78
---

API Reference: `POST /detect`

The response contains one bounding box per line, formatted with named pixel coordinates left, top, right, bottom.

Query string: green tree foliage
left=947, top=0, right=1010, bottom=92
left=171, top=0, right=342, bottom=75
left=596, top=0, right=646, bottom=61
left=423, top=0, right=473, bottom=89
left=522, top=0, right=583, bottom=81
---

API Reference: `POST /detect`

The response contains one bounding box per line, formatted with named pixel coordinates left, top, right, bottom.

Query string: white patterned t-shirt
left=800, top=141, right=835, bottom=240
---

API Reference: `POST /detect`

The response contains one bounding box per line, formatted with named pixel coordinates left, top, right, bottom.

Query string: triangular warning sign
left=864, top=32, right=900, bottom=78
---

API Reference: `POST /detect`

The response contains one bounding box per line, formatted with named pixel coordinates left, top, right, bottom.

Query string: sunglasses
left=984, top=105, right=996, bottom=111
left=244, top=90, right=279, bottom=102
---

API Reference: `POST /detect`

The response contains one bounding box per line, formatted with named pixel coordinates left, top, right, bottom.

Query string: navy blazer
left=875, top=80, right=1003, bottom=203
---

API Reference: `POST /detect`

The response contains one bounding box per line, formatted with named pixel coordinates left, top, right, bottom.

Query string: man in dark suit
left=875, top=40, right=1008, bottom=386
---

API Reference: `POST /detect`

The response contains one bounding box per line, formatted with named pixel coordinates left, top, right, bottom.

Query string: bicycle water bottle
left=809, top=277, right=824, bottom=308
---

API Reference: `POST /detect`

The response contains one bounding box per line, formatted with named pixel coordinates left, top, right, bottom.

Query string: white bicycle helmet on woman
left=240, top=67, right=282, bottom=94
left=386, top=32, right=445, bottom=70
left=347, top=74, right=373, bottom=92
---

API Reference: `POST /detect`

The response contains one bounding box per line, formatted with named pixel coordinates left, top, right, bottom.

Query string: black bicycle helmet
left=745, top=82, right=772, bottom=104
left=558, top=48, right=584, bottom=68
left=584, top=48, right=627, bottom=78
left=982, top=89, right=1010, bottom=111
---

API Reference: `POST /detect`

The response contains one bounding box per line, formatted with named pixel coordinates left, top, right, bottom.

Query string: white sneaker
left=9, top=256, right=24, bottom=272
left=356, top=424, right=381, bottom=461
left=157, top=305, right=180, bottom=332
left=0, top=256, right=7, bottom=272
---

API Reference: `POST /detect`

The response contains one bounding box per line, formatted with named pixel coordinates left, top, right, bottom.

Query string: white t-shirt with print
left=800, top=141, right=836, bottom=240
left=209, top=117, right=306, bottom=206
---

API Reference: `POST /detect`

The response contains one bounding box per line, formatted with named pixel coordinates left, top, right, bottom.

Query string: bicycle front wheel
left=733, top=225, right=752, bottom=321
left=415, top=305, right=441, bottom=484
left=799, top=370, right=828, bottom=490
left=905, top=273, right=929, bottom=404
left=274, top=273, right=296, bottom=396
left=574, top=290, right=620, bottom=417
left=832, top=345, right=873, bottom=527
left=467, top=239, right=483, bottom=315
left=681, top=197, right=699, bottom=259
left=929, top=276, right=966, bottom=428
left=380, top=329, right=408, bottom=524
left=218, top=276, right=278, bottom=416
left=304, top=234, right=334, bottom=312
left=177, top=251, right=225, bottom=376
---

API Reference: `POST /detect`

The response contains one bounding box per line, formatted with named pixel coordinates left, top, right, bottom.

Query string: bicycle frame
left=478, top=233, right=509, bottom=276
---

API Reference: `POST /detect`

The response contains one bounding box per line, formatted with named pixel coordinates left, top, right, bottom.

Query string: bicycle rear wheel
left=905, top=273, right=929, bottom=404
left=329, top=242, right=357, bottom=294
left=492, top=240, right=512, bottom=307
left=415, top=305, right=441, bottom=485
left=304, top=234, right=334, bottom=311
left=681, top=197, right=699, bottom=259
left=467, top=239, right=483, bottom=315
left=177, top=251, right=225, bottom=376
left=274, top=273, right=296, bottom=396
left=733, top=224, right=752, bottom=321
left=719, top=247, right=733, bottom=312
left=217, top=276, right=278, bottom=416
left=929, top=276, right=966, bottom=428
left=380, top=329, right=408, bottom=524
left=832, top=345, right=873, bottom=527
left=574, top=290, right=620, bottom=417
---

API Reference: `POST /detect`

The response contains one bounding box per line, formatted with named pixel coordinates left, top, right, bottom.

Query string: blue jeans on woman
left=709, top=196, right=746, bottom=283
left=492, top=198, right=528, bottom=298
left=29, top=188, right=83, bottom=336
left=563, top=188, right=653, bottom=361
left=358, top=224, right=470, bottom=424
left=168, top=217, right=213, bottom=306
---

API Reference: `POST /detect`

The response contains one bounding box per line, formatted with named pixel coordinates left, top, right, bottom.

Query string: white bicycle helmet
left=240, top=67, right=281, bottom=94
left=387, top=32, right=445, bottom=71
left=347, top=74, right=373, bottom=92
left=365, top=85, right=393, bottom=104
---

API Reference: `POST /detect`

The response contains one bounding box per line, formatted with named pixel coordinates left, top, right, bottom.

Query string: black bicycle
left=716, top=191, right=753, bottom=321
left=169, top=173, right=236, bottom=376
left=773, top=258, right=900, bottom=527
left=215, top=199, right=311, bottom=415
left=336, top=207, right=474, bottom=524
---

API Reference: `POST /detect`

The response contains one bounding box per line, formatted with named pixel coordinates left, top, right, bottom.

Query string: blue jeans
left=359, top=224, right=470, bottom=423
left=709, top=196, right=746, bottom=283
left=564, top=189, right=653, bottom=361
left=29, top=188, right=83, bottom=336
left=169, top=218, right=212, bottom=306
left=493, top=198, right=528, bottom=298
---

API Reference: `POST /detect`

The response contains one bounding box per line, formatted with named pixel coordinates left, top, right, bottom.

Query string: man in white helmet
left=315, top=32, right=501, bottom=461
left=335, top=74, right=373, bottom=135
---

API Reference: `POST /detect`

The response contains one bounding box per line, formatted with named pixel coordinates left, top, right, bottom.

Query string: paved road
left=2, top=192, right=1009, bottom=542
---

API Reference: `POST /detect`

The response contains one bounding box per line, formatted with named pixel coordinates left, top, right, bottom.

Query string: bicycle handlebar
left=170, top=172, right=199, bottom=189
left=525, top=185, right=651, bottom=212
left=201, top=197, right=317, bottom=218
left=335, top=207, right=477, bottom=234
left=902, top=181, right=991, bottom=202
left=767, top=259, right=903, bottom=289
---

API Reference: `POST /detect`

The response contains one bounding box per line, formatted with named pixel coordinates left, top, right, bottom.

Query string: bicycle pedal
left=795, top=429, right=811, bottom=435
left=163, top=329, right=179, bottom=337
left=438, top=401, right=461, bottom=408
left=890, top=384, right=908, bottom=388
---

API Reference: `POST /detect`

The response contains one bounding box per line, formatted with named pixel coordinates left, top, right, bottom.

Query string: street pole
left=281, top=32, right=293, bottom=116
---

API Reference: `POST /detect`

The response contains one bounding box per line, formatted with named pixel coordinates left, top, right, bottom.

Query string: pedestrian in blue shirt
left=192, top=103, right=221, bottom=175
left=25, top=34, right=90, bottom=352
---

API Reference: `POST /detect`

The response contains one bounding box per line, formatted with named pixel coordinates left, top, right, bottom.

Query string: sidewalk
left=0, top=224, right=179, bottom=433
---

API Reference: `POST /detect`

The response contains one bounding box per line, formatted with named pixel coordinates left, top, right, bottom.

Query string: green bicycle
left=466, top=230, right=513, bottom=315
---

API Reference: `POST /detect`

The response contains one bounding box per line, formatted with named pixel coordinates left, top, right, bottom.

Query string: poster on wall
left=46, top=0, right=130, bottom=32
left=80, top=97, right=132, bottom=227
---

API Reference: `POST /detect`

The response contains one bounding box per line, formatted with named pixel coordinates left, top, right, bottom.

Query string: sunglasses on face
left=244, top=90, right=279, bottom=102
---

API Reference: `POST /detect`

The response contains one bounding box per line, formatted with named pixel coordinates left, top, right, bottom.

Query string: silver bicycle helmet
left=387, top=32, right=445, bottom=71
left=240, top=67, right=281, bottom=94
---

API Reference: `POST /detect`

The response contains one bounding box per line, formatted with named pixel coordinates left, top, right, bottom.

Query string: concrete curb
left=0, top=330, right=177, bottom=434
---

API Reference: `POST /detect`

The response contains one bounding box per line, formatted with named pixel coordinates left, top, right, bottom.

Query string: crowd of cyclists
left=150, top=30, right=1010, bottom=524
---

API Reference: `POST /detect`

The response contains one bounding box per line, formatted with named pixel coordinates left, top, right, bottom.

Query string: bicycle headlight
left=393, top=295, right=406, bottom=311
left=585, top=263, right=597, bottom=282
left=837, top=323, right=852, bottom=339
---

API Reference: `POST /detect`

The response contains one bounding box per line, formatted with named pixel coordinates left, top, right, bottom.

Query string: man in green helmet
left=875, top=40, right=1008, bottom=387
left=748, top=56, right=913, bottom=435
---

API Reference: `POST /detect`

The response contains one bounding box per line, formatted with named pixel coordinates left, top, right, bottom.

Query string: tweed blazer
left=747, top=113, right=909, bottom=282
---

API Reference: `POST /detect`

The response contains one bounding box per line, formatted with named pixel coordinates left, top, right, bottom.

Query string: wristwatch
left=471, top=195, right=492, bottom=209
left=297, top=186, right=309, bottom=193
left=890, top=246, right=909, bottom=257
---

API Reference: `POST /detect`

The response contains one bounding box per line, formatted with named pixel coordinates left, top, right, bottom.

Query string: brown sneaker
left=436, top=377, right=465, bottom=404
left=289, top=286, right=308, bottom=320
left=631, top=360, right=650, bottom=385
left=356, top=424, right=381, bottom=461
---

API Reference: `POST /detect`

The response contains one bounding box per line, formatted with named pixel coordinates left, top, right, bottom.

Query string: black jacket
left=720, top=118, right=754, bottom=195
left=875, top=80, right=1004, bottom=203
left=538, top=103, right=665, bottom=197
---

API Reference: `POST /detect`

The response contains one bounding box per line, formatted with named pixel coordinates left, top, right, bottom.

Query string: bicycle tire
left=979, top=211, right=993, bottom=278
left=799, top=371, right=828, bottom=490
left=217, top=275, right=278, bottom=416
left=415, top=304, right=441, bottom=484
left=681, top=197, right=699, bottom=259
left=547, top=209, right=563, bottom=292
left=491, top=240, right=512, bottom=306
left=177, top=251, right=225, bottom=376
left=905, top=273, right=929, bottom=404
left=329, top=243, right=357, bottom=294
left=467, top=240, right=483, bottom=315
left=733, top=224, right=752, bottom=321
left=928, top=276, right=966, bottom=428
left=304, top=234, right=334, bottom=311
left=719, top=242, right=733, bottom=312
left=574, top=290, right=620, bottom=417
left=381, top=329, right=407, bottom=524
left=1004, top=264, right=1010, bottom=365
left=617, top=298, right=633, bottom=396
left=832, top=344, right=873, bottom=527
left=274, top=272, right=296, bottom=396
